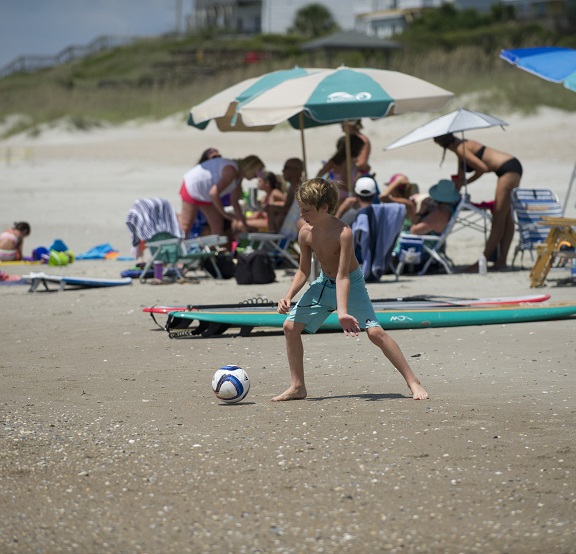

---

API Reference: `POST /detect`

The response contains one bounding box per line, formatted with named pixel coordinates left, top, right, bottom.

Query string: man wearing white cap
left=336, top=176, right=379, bottom=227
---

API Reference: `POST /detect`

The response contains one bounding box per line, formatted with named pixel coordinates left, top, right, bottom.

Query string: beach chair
left=126, top=197, right=184, bottom=257
left=511, top=188, right=563, bottom=268
left=125, top=197, right=228, bottom=281
left=352, top=203, right=406, bottom=281
left=139, top=233, right=229, bottom=282
left=241, top=199, right=301, bottom=269
left=395, top=193, right=492, bottom=276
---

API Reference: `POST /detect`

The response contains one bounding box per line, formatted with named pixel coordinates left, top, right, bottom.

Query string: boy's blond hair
left=296, top=178, right=340, bottom=215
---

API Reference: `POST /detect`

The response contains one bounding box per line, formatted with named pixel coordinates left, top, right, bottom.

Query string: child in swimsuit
left=273, top=178, right=428, bottom=402
left=0, top=222, right=30, bottom=261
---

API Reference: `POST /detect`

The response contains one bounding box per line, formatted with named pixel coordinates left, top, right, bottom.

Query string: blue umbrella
left=500, top=46, right=576, bottom=92
left=500, top=47, right=576, bottom=212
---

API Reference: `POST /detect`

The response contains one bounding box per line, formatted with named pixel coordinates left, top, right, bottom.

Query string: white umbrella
left=383, top=108, right=508, bottom=193
left=383, top=108, right=508, bottom=151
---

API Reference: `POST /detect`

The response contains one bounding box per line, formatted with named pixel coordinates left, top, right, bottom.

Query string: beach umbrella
left=500, top=47, right=576, bottom=93
left=237, top=66, right=454, bottom=129
left=383, top=108, right=508, bottom=192
left=188, top=66, right=325, bottom=132
left=191, top=66, right=453, bottom=188
left=500, top=47, right=576, bottom=211
left=383, top=108, right=508, bottom=151
left=189, top=67, right=453, bottom=188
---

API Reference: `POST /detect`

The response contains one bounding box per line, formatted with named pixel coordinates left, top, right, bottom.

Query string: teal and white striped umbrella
left=237, top=66, right=454, bottom=129
left=188, top=66, right=453, bottom=181
left=188, top=67, right=325, bottom=131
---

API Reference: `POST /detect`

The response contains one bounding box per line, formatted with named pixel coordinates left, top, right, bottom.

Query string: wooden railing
left=0, top=35, right=142, bottom=79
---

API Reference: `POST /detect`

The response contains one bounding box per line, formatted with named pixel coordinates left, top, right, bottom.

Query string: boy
left=273, top=178, right=428, bottom=402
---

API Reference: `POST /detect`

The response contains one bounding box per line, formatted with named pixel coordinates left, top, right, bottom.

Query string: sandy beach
left=1, top=107, right=575, bottom=553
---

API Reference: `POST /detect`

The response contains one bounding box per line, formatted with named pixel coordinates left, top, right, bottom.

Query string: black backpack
left=202, top=252, right=236, bottom=279
left=235, top=250, right=276, bottom=285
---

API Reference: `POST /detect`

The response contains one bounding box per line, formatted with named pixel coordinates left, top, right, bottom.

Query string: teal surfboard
left=166, top=301, right=576, bottom=337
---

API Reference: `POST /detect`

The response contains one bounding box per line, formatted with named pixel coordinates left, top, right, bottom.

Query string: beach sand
left=1, top=108, right=575, bottom=553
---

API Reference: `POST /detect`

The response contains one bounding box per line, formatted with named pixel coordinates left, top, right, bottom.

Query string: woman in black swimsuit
left=434, top=133, right=522, bottom=271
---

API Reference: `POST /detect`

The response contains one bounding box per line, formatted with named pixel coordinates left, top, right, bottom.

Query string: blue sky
left=0, top=0, right=194, bottom=70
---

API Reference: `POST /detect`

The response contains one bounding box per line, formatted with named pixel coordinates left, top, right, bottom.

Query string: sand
left=1, top=107, right=575, bottom=553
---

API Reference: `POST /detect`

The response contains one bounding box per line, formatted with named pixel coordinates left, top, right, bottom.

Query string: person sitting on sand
left=0, top=222, right=30, bottom=261
left=273, top=177, right=429, bottom=402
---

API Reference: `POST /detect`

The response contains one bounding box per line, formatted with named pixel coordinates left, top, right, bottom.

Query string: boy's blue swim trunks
left=286, top=267, right=381, bottom=334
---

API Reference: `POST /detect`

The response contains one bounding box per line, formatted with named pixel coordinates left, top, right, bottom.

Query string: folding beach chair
left=125, top=197, right=228, bottom=282
left=241, top=199, right=301, bottom=269
left=140, top=233, right=229, bottom=282
left=511, top=188, right=563, bottom=268
left=126, top=197, right=184, bottom=257
left=352, top=203, right=406, bottom=282
left=395, top=193, right=492, bottom=276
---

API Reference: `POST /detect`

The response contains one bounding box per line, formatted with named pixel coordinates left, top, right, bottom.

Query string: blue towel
left=76, top=243, right=118, bottom=260
left=352, top=204, right=406, bottom=280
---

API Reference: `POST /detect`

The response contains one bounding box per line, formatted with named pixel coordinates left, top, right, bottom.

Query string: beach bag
left=235, top=250, right=276, bottom=285
left=202, top=252, right=236, bottom=279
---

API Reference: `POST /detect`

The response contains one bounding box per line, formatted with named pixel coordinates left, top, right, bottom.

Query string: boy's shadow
left=307, top=393, right=407, bottom=401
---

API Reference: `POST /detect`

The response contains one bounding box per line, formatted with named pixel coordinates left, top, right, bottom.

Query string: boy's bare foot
left=271, top=386, right=307, bottom=402
left=410, top=383, right=429, bottom=400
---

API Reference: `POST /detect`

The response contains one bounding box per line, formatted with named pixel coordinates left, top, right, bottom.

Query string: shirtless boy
left=273, top=178, right=428, bottom=402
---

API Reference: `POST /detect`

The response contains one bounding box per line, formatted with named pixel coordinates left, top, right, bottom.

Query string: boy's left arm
left=335, top=227, right=360, bottom=337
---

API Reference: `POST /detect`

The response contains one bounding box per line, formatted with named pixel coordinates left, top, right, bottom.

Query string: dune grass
left=1, top=35, right=574, bottom=138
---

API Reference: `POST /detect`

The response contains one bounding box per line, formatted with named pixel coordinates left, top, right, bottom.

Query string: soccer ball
left=211, top=365, right=250, bottom=403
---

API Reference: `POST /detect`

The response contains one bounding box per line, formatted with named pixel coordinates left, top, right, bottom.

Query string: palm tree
left=290, top=3, right=340, bottom=37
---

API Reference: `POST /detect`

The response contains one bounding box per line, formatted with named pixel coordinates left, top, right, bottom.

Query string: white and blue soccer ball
left=211, top=365, right=250, bottom=403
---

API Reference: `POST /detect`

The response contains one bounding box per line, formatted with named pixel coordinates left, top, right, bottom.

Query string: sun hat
left=428, top=179, right=461, bottom=204
left=354, top=176, right=377, bottom=197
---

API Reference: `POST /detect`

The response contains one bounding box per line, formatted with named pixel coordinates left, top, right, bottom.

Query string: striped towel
left=125, top=198, right=183, bottom=247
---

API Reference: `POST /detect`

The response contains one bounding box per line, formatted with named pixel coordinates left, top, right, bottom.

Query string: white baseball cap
left=354, top=176, right=377, bottom=197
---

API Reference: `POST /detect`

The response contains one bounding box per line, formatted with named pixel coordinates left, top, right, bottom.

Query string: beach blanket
left=76, top=243, right=118, bottom=260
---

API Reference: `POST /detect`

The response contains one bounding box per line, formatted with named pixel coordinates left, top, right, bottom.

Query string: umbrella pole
left=344, top=121, right=353, bottom=194
left=460, top=131, right=469, bottom=199
left=562, top=160, right=576, bottom=215
left=299, top=113, right=308, bottom=178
